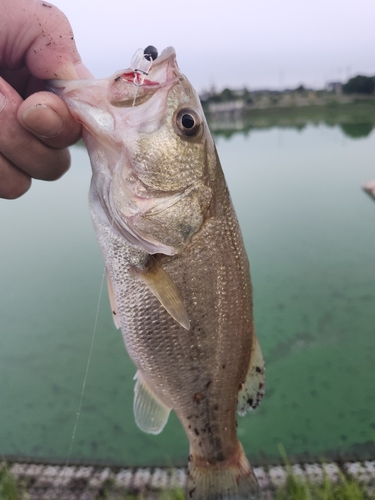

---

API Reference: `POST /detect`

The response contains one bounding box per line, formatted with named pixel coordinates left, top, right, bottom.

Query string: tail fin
left=186, top=443, right=260, bottom=499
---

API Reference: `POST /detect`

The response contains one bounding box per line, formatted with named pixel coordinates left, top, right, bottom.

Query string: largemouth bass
left=52, top=47, right=265, bottom=500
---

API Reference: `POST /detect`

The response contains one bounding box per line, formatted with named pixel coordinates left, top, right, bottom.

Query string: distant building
left=208, top=100, right=246, bottom=113
left=326, top=81, right=343, bottom=94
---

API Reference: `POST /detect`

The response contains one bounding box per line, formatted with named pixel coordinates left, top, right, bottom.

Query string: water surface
left=0, top=123, right=374, bottom=465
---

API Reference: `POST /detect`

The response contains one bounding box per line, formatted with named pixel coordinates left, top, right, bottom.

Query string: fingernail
left=22, top=104, right=64, bottom=138
left=54, top=62, right=93, bottom=80
left=75, top=62, right=94, bottom=78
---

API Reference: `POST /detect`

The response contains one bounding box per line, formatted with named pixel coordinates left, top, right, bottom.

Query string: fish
left=51, top=46, right=265, bottom=500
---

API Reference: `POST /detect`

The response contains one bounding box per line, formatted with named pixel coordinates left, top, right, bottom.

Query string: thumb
left=24, top=1, right=91, bottom=80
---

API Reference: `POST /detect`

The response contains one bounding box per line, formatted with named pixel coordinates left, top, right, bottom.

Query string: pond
left=0, top=119, right=374, bottom=466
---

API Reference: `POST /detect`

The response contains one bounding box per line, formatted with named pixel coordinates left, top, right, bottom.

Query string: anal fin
left=237, top=333, right=265, bottom=415
left=133, top=371, right=171, bottom=434
left=106, top=270, right=121, bottom=329
left=132, top=257, right=190, bottom=330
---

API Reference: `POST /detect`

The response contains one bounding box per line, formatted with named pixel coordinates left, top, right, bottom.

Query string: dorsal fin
left=132, top=257, right=190, bottom=330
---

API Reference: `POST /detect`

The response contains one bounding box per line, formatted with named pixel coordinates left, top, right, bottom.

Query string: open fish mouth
left=106, top=46, right=181, bottom=107
left=109, top=46, right=180, bottom=92
left=48, top=46, right=180, bottom=103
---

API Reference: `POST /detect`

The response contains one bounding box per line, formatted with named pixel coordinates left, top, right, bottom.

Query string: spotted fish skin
left=52, top=47, right=264, bottom=499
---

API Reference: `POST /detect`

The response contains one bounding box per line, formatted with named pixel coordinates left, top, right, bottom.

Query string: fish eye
left=176, top=109, right=201, bottom=136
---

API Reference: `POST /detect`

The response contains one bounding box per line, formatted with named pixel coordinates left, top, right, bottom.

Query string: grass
left=0, top=464, right=23, bottom=500
left=274, top=446, right=375, bottom=500
left=275, top=470, right=375, bottom=500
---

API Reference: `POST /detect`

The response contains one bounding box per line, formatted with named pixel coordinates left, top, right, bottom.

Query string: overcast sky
left=51, top=0, right=375, bottom=92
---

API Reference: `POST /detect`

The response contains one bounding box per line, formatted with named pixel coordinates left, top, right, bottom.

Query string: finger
left=18, top=91, right=82, bottom=149
left=25, top=1, right=84, bottom=81
left=0, top=77, right=71, bottom=181
left=0, top=0, right=91, bottom=81
left=0, top=153, right=32, bottom=199
left=0, top=67, right=33, bottom=97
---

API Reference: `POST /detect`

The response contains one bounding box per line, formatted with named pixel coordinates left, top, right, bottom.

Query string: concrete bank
left=6, top=460, right=375, bottom=499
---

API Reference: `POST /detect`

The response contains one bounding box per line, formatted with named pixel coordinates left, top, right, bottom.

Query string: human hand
left=0, top=0, right=91, bottom=199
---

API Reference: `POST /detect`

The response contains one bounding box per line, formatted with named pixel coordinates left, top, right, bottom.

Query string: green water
left=0, top=123, right=374, bottom=466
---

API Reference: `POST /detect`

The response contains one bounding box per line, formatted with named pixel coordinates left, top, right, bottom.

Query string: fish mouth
left=107, top=47, right=180, bottom=107
left=145, top=46, right=180, bottom=84
left=48, top=46, right=180, bottom=103
left=112, top=47, right=180, bottom=88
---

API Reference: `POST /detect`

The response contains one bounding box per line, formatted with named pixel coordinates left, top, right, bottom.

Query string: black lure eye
left=176, top=109, right=201, bottom=136
left=144, top=45, right=158, bottom=61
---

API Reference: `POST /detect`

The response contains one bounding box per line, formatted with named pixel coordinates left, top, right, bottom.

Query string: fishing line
left=62, top=267, right=106, bottom=472
left=132, top=87, right=138, bottom=107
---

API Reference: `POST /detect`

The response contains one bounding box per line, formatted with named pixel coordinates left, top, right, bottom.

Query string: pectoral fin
left=237, top=333, right=265, bottom=415
left=133, top=371, right=171, bottom=434
left=133, top=258, right=190, bottom=330
left=106, top=270, right=121, bottom=329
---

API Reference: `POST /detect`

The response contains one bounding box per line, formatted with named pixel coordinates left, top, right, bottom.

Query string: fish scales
left=52, top=46, right=264, bottom=499
left=94, top=179, right=252, bottom=457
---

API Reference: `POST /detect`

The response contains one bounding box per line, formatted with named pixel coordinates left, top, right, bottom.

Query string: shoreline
left=4, top=460, right=375, bottom=499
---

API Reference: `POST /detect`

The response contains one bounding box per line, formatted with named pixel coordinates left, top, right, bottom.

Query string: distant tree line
left=201, top=75, right=375, bottom=106
left=201, top=87, right=253, bottom=104
left=343, top=75, right=375, bottom=94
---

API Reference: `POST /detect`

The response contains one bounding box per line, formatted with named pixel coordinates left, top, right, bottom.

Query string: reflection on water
left=0, top=122, right=374, bottom=466
left=207, top=101, right=375, bottom=141
left=340, top=122, right=374, bottom=138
